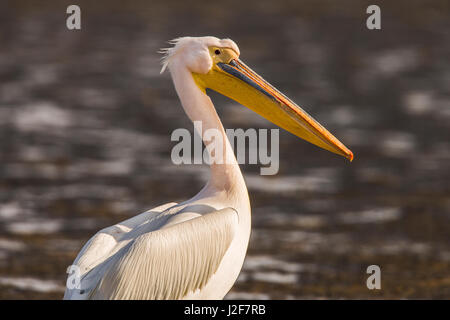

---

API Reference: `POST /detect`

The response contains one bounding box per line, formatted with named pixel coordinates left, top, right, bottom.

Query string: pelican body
left=64, top=36, right=353, bottom=300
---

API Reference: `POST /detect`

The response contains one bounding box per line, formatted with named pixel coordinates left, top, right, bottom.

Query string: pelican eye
left=214, top=49, right=221, bottom=55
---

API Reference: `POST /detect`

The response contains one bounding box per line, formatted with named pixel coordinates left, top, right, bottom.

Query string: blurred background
left=0, top=0, right=449, bottom=299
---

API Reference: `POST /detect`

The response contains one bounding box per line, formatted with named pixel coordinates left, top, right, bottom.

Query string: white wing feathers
left=67, top=202, right=178, bottom=280
left=66, top=206, right=238, bottom=300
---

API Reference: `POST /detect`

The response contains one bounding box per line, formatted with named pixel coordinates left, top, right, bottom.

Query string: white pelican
left=64, top=36, right=353, bottom=300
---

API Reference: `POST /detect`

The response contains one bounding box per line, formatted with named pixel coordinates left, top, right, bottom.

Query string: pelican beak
left=193, top=58, right=354, bottom=161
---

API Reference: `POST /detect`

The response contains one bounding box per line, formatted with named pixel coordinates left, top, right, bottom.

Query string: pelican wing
left=78, top=207, right=238, bottom=300
left=67, top=202, right=178, bottom=282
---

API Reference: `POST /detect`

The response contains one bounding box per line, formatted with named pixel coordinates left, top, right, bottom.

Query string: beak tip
left=347, top=151, right=354, bottom=162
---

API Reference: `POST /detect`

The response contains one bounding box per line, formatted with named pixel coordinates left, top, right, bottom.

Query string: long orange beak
left=193, top=57, right=354, bottom=161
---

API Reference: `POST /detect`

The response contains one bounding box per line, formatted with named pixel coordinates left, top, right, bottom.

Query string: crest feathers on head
left=158, top=37, right=186, bottom=74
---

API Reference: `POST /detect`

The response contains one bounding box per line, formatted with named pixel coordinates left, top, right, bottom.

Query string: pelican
left=64, top=36, right=353, bottom=300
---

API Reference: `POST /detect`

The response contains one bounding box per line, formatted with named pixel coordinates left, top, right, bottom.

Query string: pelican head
left=161, top=36, right=353, bottom=161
